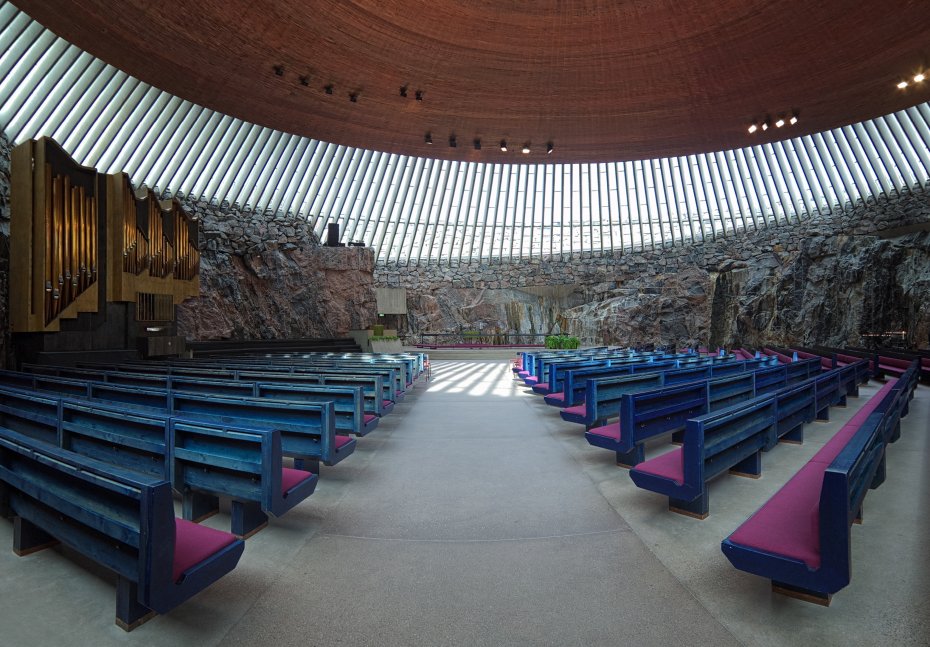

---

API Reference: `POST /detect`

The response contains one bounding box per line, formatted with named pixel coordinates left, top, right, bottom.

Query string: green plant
left=370, top=335, right=399, bottom=342
left=545, top=334, right=580, bottom=349
left=372, top=324, right=385, bottom=336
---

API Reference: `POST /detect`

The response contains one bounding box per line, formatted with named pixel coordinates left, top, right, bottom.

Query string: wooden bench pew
left=0, top=385, right=319, bottom=537
left=0, top=372, right=352, bottom=472
left=629, top=396, right=779, bottom=518
left=0, top=428, right=245, bottom=630
left=28, top=362, right=389, bottom=420
left=721, top=372, right=914, bottom=604
left=547, top=359, right=685, bottom=409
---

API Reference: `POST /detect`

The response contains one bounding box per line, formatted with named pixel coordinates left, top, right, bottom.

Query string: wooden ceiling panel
left=19, top=0, right=930, bottom=163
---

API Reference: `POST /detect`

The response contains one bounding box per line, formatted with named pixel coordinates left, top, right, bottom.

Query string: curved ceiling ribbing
left=1, top=2, right=929, bottom=265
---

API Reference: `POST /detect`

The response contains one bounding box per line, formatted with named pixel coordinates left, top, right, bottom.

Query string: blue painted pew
left=629, top=395, right=779, bottom=518
left=721, top=368, right=915, bottom=604
left=0, top=372, right=352, bottom=472
left=0, top=385, right=319, bottom=537
left=0, top=427, right=245, bottom=630
left=626, top=361, right=870, bottom=518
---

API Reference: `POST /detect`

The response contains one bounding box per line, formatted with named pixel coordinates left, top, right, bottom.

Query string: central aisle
left=221, top=359, right=739, bottom=647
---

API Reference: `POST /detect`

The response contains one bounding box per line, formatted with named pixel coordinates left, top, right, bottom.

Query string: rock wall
left=0, top=131, right=12, bottom=367
left=175, top=201, right=377, bottom=340
left=376, top=189, right=930, bottom=348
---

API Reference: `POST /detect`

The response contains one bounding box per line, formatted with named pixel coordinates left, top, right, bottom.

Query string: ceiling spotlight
left=349, top=92, right=358, bottom=103
left=415, top=90, right=423, bottom=101
left=775, top=118, right=785, bottom=128
left=915, top=73, right=926, bottom=83
left=748, top=124, right=758, bottom=134
left=399, top=85, right=408, bottom=97
left=324, top=84, right=334, bottom=95
left=449, top=135, right=457, bottom=148
left=546, top=142, right=554, bottom=155
left=474, top=138, right=481, bottom=150
left=273, top=64, right=284, bottom=76
left=299, top=75, right=310, bottom=87
left=522, top=143, right=531, bottom=154
left=425, top=132, right=432, bottom=144
left=500, top=140, right=507, bottom=152
left=897, top=80, right=908, bottom=89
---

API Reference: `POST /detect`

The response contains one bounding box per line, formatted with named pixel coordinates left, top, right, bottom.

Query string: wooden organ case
left=9, top=138, right=201, bottom=364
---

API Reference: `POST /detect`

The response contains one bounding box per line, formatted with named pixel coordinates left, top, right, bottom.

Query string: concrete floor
left=0, top=357, right=928, bottom=646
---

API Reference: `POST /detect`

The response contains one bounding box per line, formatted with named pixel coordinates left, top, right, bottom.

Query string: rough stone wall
left=0, top=131, right=12, bottom=367
left=175, top=200, right=377, bottom=340
left=376, top=189, right=930, bottom=348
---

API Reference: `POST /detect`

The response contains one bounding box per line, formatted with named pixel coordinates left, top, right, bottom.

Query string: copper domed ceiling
left=17, top=0, right=930, bottom=163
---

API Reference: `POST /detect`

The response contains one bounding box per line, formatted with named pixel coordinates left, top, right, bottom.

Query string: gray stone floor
left=0, top=358, right=927, bottom=646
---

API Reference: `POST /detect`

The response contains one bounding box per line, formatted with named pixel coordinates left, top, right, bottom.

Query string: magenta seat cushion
left=382, top=399, right=392, bottom=408
left=811, top=379, right=896, bottom=464
left=588, top=421, right=621, bottom=441
left=364, top=414, right=378, bottom=425
left=728, top=461, right=826, bottom=570
left=546, top=392, right=565, bottom=402
left=173, top=519, right=239, bottom=583
left=281, top=466, right=313, bottom=493
left=632, top=448, right=683, bottom=485
left=563, top=404, right=587, bottom=418
left=525, top=376, right=539, bottom=384
left=335, top=435, right=353, bottom=449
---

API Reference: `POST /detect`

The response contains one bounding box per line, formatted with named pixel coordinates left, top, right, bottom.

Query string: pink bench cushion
left=364, top=414, right=378, bottom=425
left=545, top=392, right=565, bottom=403
left=335, top=435, right=353, bottom=449
left=631, top=447, right=683, bottom=485
left=382, top=400, right=393, bottom=409
left=173, top=519, right=239, bottom=583
left=281, top=467, right=314, bottom=493
left=727, top=378, right=897, bottom=570
left=563, top=404, right=587, bottom=418
left=587, top=421, right=621, bottom=441
left=728, top=461, right=826, bottom=569
left=525, top=376, right=539, bottom=384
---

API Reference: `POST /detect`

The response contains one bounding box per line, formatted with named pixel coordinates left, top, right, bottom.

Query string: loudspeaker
left=326, top=222, right=342, bottom=247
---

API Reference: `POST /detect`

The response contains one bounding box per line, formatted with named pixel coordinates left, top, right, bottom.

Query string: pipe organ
left=10, top=138, right=200, bottom=338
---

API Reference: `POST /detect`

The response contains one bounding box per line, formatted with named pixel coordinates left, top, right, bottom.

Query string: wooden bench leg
left=670, top=430, right=684, bottom=446
left=889, top=422, right=901, bottom=443
left=615, top=445, right=645, bottom=468
left=729, top=451, right=762, bottom=479
left=13, top=516, right=59, bottom=556
left=231, top=500, right=269, bottom=539
left=669, top=493, right=708, bottom=520
left=779, top=424, right=804, bottom=445
left=183, top=491, right=220, bottom=523
left=115, top=577, right=157, bottom=631
left=294, top=458, right=320, bottom=473
left=816, top=406, right=830, bottom=422
left=870, top=453, right=886, bottom=490
left=771, top=580, right=831, bottom=606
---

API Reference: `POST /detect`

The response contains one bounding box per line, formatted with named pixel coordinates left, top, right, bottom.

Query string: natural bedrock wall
left=175, top=201, right=378, bottom=341
left=375, top=187, right=930, bottom=348
left=0, top=131, right=12, bottom=367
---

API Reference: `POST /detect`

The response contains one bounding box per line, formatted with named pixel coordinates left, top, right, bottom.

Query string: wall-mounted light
left=915, top=73, right=926, bottom=83
left=775, top=117, right=785, bottom=128
left=449, top=135, right=457, bottom=147
left=399, top=85, right=408, bottom=97
left=425, top=132, right=433, bottom=144
left=415, top=90, right=423, bottom=101
left=748, top=124, right=758, bottom=134
left=474, top=138, right=481, bottom=150
left=522, top=143, right=531, bottom=154
left=500, top=140, right=507, bottom=152
left=789, top=112, right=799, bottom=125
left=273, top=64, right=284, bottom=76
left=349, top=92, right=359, bottom=103
left=546, top=142, right=554, bottom=155
left=299, top=76, right=310, bottom=87
left=324, top=84, right=334, bottom=95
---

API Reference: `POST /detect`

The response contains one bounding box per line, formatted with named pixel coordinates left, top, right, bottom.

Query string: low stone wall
left=376, top=188, right=930, bottom=348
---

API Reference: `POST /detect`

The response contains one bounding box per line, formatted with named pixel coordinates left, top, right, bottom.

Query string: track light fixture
left=747, top=124, right=758, bottom=134
left=425, top=132, right=432, bottom=144
left=522, top=143, right=531, bottom=154
left=546, top=142, right=554, bottom=155
left=500, top=140, right=507, bottom=152
left=324, top=84, right=334, bottom=95
left=474, top=138, right=481, bottom=150
left=399, top=85, right=408, bottom=97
